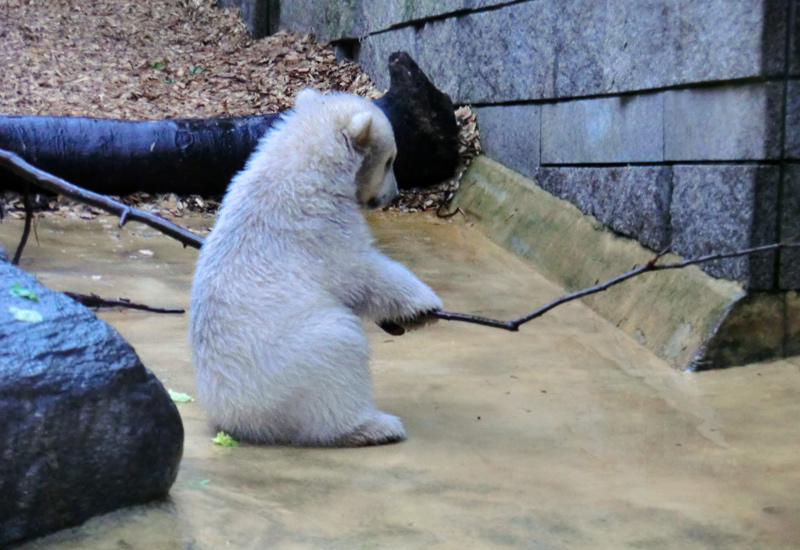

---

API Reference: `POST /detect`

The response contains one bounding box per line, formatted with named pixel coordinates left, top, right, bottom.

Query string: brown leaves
left=0, top=0, right=380, bottom=120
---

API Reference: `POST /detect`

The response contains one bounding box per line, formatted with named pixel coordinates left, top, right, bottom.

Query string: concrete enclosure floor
left=2, top=210, right=799, bottom=550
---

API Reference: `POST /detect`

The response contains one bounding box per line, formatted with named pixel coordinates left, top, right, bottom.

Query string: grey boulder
left=0, top=257, right=183, bottom=546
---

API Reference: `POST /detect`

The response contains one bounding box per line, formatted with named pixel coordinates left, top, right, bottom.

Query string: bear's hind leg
left=284, top=307, right=406, bottom=447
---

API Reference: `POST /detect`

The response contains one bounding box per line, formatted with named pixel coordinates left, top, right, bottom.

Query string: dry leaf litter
left=0, top=0, right=480, bottom=225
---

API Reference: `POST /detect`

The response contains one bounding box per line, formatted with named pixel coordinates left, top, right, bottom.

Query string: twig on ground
left=64, top=292, right=185, bottom=314
left=436, top=204, right=468, bottom=221
left=11, top=182, right=33, bottom=265
left=431, top=241, right=799, bottom=331
left=0, top=148, right=204, bottom=250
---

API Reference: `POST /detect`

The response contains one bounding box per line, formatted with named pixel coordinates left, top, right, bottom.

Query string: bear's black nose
left=366, top=198, right=381, bottom=209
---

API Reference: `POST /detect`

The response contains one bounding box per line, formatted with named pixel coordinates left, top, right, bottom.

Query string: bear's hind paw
left=331, top=412, right=407, bottom=447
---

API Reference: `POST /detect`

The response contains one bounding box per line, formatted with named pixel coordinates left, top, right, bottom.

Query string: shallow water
left=2, top=211, right=799, bottom=550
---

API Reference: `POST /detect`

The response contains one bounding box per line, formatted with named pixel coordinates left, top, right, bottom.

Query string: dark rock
left=0, top=262, right=183, bottom=547
left=375, top=52, right=460, bottom=190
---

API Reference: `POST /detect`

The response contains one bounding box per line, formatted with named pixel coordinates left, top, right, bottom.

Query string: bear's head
left=295, top=89, right=399, bottom=210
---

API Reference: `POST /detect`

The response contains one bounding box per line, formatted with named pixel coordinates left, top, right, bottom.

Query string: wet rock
left=375, top=52, right=460, bottom=190
left=0, top=262, right=183, bottom=546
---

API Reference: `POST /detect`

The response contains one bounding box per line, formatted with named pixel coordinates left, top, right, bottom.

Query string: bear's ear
left=346, top=111, right=373, bottom=150
left=295, top=88, right=322, bottom=109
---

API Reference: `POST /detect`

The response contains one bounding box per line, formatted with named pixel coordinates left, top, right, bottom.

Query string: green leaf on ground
left=212, top=431, right=239, bottom=447
left=168, top=389, right=194, bottom=403
left=10, top=283, right=39, bottom=302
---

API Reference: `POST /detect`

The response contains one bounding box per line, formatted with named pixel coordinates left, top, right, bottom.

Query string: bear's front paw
left=380, top=308, right=440, bottom=335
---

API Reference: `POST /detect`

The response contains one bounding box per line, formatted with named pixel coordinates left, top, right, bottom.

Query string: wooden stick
left=431, top=242, right=799, bottom=331
left=0, top=148, right=204, bottom=250
left=64, top=292, right=185, bottom=314
left=11, top=181, right=33, bottom=265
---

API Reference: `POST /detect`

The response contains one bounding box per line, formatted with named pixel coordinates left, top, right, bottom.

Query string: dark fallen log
left=0, top=114, right=278, bottom=196
left=0, top=53, right=459, bottom=196
left=0, top=254, right=184, bottom=546
left=375, top=52, right=460, bottom=190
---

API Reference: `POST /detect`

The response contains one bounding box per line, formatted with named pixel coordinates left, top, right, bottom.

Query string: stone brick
left=556, top=0, right=784, bottom=97
left=534, top=166, right=672, bottom=250
left=664, top=83, right=783, bottom=161
left=362, top=0, right=504, bottom=35
left=787, top=80, right=800, bottom=160
left=552, top=0, right=674, bottom=98
left=541, top=93, right=663, bottom=164
left=415, top=5, right=558, bottom=103
left=551, top=0, right=783, bottom=97
left=672, top=0, right=786, bottom=81
left=414, top=17, right=472, bottom=100
left=670, top=165, right=780, bottom=289
left=474, top=105, right=540, bottom=180
left=786, top=0, right=800, bottom=76
left=781, top=165, right=800, bottom=289
left=278, top=0, right=364, bottom=41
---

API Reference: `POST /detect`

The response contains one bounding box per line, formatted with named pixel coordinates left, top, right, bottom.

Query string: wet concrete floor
left=2, top=210, right=799, bottom=549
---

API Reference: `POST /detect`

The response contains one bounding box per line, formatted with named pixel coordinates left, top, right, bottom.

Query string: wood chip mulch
left=0, top=0, right=480, bottom=222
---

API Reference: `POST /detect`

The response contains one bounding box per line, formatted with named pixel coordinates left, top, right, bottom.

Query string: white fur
left=188, top=90, right=442, bottom=447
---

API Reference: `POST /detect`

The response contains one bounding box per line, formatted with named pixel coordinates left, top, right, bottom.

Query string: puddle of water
left=1, top=211, right=799, bottom=549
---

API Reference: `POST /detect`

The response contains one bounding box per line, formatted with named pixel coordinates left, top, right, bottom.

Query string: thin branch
left=432, top=310, right=517, bottom=331
left=11, top=182, right=33, bottom=265
left=0, top=148, right=204, bottom=249
left=64, top=292, right=185, bottom=314
left=431, top=241, right=800, bottom=331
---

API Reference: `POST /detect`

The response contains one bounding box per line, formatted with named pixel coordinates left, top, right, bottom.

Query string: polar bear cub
left=188, top=89, right=442, bottom=447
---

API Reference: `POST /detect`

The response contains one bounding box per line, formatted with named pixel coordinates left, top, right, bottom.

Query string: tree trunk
left=0, top=114, right=277, bottom=196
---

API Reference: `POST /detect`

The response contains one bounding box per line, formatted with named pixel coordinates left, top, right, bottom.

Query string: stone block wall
left=272, top=0, right=798, bottom=291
